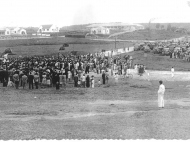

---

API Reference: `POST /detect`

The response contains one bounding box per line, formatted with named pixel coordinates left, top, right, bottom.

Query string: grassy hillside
left=114, top=29, right=186, bottom=40
left=60, top=24, right=90, bottom=31
left=140, top=23, right=190, bottom=30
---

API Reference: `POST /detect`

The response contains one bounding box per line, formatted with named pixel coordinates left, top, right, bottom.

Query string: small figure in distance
left=158, top=80, right=165, bottom=108
left=171, top=67, right=174, bottom=77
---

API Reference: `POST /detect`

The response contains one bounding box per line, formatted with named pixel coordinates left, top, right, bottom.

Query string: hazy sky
left=0, top=0, right=190, bottom=27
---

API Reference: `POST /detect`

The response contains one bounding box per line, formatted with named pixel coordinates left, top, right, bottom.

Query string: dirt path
left=88, top=69, right=190, bottom=81
left=131, top=69, right=190, bottom=81
left=108, top=30, right=134, bottom=38
left=0, top=98, right=189, bottom=121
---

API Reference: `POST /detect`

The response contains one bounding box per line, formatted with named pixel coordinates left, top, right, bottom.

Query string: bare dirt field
left=1, top=70, right=190, bottom=139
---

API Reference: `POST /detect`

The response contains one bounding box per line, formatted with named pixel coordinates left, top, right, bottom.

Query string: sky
left=0, top=0, right=190, bottom=27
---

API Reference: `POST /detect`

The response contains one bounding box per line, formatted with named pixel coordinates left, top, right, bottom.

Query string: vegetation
left=119, top=50, right=190, bottom=71
left=112, top=29, right=187, bottom=40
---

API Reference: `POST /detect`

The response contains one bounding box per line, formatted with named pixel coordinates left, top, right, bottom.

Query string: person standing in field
left=86, top=75, right=90, bottom=88
left=42, top=72, right=47, bottom=86
left=102, top=71, right=106, bottom=85
left=59, top=72, right=64, bottom=87
left=82, top=74, right=86, bottom=88
left=68, top=70, right=71, bottom=82
left=106, top=74, right=109, bottom=84
left=7, top=78, right=14, bottom=88
left=91, top=76, right=95, bottom=88
left=171, top=67, right=174, bottom=77
left=74, top=74, right=78, bottom=87
left=158, top=80, right=165, bottom=108
left=114, top=73, right=119, bottom=84
left=22, top=73, right=28, bottom=89
left=34, top=72, right=39, bottom=89
left=13, top=72, right=19, bottom=89
left=98, top=79, right=101, bottom=87
left=28, top=72, right=34, bottom=89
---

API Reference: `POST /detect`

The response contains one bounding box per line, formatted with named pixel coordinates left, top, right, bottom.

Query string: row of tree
left=155, top=23, right=186, bottom=33
left=155, top=23, right=165, bottom=30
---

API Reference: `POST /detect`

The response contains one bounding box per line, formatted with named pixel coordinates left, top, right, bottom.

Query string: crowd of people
left=0, top=51, right=135, bottom=90
left=150, top=41, right=190, bottom=61
left=0, top=49, right=167, bottom=109
left=134, top=64, right=146, bottom=76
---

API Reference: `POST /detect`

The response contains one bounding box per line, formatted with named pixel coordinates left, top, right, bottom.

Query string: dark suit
left=28, top=74, right=34, bottom=89
left=74, top=75, right=78, bottom=87
left=102, top=73, right=106, bottom=84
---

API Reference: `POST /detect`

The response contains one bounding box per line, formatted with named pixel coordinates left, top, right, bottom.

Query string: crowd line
left=0, top=52, right=144, bottom=90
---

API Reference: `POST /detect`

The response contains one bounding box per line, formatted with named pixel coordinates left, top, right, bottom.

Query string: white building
left=132, top=24, right=144, bottom=30
left=90, top=26, right=110, bottom=35
left=9, top=27, right=27, bottom=35
left=87, top=23, right=144, bottom=31
left=0, top=28, right=11, bottom=36
left=38, top=24, right=59, bottom=33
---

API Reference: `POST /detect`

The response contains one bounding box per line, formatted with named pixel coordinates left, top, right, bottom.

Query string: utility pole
left=148, top=18, right=155, bottom=39
left=115, top=36, right=117, bottom=49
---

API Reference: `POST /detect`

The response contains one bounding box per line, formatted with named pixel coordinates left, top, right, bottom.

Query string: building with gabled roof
left=0, top=28, right=11, bottom=36
left=38, top=24, right=59, bottom=33
left=87, top=22, right=144, bottom=31
left=7, top=27, right=27, bottom=35
left=90, top=26, right=110, bottom=35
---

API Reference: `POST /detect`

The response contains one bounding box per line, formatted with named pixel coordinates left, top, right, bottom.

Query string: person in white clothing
left=171, top=67, right=174, bottom=77
left=114, top=73, right=119, bottom=84
left=68, top=71, right=71, bottom=82
left=82, top=74, right=86, bottom=88
left=7, top=78, right=15, bottom=88
left=158, top=80, right=165, bottom=108
left=91, top=76, right=95, bottom=88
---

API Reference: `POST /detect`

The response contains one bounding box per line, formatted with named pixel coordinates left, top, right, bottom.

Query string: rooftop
left=41, top=25, right=53, bottom=29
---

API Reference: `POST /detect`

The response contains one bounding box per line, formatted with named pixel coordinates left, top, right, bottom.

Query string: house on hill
left=38, top=24, right=59, bottom=33
left=0, top=28, right=11, bottom=36
left=87, top=23, right=144, bottom=31
left=90, top=26, right=110, bottom=35
left=9, top=27, right=27, bottom=35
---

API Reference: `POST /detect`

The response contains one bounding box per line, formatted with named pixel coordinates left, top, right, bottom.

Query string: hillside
left=140, top=23, right=190, bottom=30
left=60, top=23, right=190, bottom=31
left=60, top=24, right=90, bottom=31
left=112, top=29, right=187, bottom=40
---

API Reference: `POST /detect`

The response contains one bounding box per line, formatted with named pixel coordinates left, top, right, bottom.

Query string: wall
left=102, top=46, right=134, bottom=57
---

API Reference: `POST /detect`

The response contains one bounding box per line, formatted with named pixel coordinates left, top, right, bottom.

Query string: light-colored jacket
left=158, top=84, right=165, bottom=95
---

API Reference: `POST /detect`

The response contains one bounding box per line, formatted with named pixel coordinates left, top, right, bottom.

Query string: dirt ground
left=1, top=70, right=190, bottom=139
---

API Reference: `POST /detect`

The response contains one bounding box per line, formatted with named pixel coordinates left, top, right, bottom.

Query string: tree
left=156, top=23, right=160, bottom=30
left=161, top=25, right=165, bottom=30
left=167, top=24, right=172, bottom=31
left=171, top=26, right=177, bottom=32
